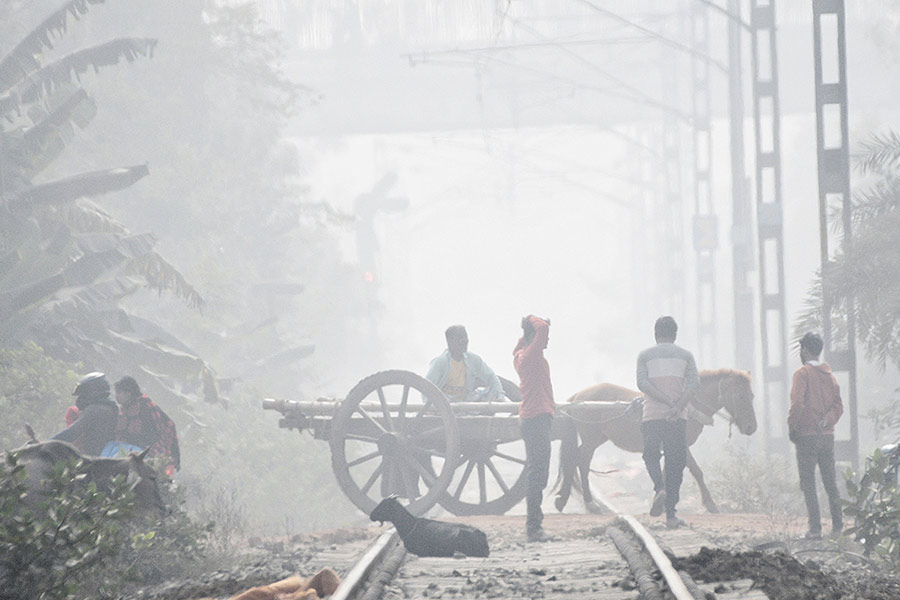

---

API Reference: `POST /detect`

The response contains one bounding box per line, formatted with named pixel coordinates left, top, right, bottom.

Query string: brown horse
left=553, top=369, right=756, bottom=514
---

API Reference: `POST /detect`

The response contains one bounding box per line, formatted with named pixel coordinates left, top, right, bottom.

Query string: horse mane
left=699, top=368, right=750, bottom=384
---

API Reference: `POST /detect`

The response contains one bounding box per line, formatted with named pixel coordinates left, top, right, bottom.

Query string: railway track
left=330, top=495, right=769, bottom=600
left=130, top=501, right=895, bottom=600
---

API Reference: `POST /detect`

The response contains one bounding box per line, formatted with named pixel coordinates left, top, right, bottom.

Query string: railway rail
left=128, top=505, right=893, bottom=600
left=329, top=493, right=769, bottom=600
left=253, top=368, right=892, bottom=599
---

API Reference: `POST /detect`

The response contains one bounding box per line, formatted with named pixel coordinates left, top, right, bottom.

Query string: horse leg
left=553, top=416, right=579, bottom=512
left=579, top=439, right=608, bottom=514
left=686, top=448, right=719, bottom=513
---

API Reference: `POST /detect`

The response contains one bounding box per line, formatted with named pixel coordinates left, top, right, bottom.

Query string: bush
left=185, top=475, right=248, bottom=555
left=0, top=452, right=211, bottom=600
left=707, top=445, right=805, bottom=533
left=0, top=452, right=136, bottom=600
left=844, top=445, right=900, bottom=562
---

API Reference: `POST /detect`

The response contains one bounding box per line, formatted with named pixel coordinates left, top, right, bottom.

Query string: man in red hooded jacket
left=788, top=332, right=844, bottom=539
left=514, top=315, right=555, bottom=542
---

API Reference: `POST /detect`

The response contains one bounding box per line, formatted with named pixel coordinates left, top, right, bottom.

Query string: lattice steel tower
left=812, top=0, right=859, bottom=469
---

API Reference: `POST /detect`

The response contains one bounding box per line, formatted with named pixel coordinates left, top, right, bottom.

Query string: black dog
left=370, top=496, right=490, bottom=557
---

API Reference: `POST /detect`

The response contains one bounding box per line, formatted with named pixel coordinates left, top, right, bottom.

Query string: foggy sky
left=203, top=0, right=900, bottom=525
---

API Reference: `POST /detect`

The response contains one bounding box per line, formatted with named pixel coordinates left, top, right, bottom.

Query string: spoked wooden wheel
left=437, top=376, right=528, bottom=516
left=330, top=370, right=460, bottom=516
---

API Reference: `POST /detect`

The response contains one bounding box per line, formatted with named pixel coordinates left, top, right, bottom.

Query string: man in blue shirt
left=426, top=325, right=503, bottom=402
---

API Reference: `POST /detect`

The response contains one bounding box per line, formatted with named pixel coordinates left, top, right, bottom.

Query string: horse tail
left=551, top=410, right=578, bottom=511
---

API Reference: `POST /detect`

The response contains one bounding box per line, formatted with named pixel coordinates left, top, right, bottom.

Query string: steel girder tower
left=728, top=0, right=756, bottom=374
left=750, top=1, right=789, bottom=452
left=691, top=3, right=717, bottom=365
left=661, top=39, right=686, bottom=321
left=811, top=0, right=859, bottom=469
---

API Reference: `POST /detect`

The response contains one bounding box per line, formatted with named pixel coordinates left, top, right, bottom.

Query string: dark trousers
left=795, top=434, right=842, bottom=533
left=641, top=418, right=687, bottom=518
left=521, top=413, right=552, bottom=534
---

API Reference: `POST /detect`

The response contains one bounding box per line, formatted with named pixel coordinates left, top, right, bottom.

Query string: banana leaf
left=0, top=248, right=123, bottom=318
left=4, top=88, right=94, bottom=178
left=0, top=0, right=108, bottom=94
left=6, top=165, right=149, bottom=211
left=18, top=38, right=157, bottom=105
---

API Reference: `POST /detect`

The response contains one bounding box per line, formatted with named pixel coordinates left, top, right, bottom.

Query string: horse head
left=125, top=447, right=166, bottom=514
left=719, top=371, right=757, bottom=435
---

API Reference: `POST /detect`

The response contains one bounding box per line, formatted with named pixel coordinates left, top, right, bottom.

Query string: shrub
left=0, top=453, right=211, bottom=600
left=0, top=452, right=136, bottom=600
left=185, top=476, right=248, bottom=555
left=75, top=461, right=212, bottom=596
left=843, top=445, right=900, bottom=562
left=707, top=445, right=805, bottom=533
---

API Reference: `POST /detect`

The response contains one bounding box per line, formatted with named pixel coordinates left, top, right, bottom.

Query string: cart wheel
left=437, top=376, right=528, bottom=516
left=330, top=370, right=460, bottom=517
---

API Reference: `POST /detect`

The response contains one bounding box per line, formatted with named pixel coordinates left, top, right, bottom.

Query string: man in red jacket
left=514, top=315, right=555, bottom=542
left=788, top=332, right=844, bottom=539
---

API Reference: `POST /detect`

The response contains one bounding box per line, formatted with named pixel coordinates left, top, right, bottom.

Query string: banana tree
left=0, top=0, right=221, bottom=413
left=796, top=131, right=900, bottom=372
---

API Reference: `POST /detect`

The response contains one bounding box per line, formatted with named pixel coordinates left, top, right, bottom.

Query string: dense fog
left=2, top=0, right=900, bottom=536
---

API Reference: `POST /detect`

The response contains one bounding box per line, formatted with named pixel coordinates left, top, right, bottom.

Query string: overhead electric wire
left=507, top=15, right=692, bottom=123
left=404, top=5, right=702, bottom=124
left=466, top=49, right=668, bottom=113
left=404, top=35, right=662, bottom=62
left=694, top=0, right=752, bottom=31
left=574, top=0, right=729, bottom=74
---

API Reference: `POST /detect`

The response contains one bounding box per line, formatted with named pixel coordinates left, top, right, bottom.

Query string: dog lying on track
left=370, top=496, right=490, bottom=558
left=228, top=567, right=340, bottom=600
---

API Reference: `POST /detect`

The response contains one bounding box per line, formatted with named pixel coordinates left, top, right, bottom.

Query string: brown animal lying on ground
left=11, top=440, right=166, bottom=514
left=228, top=567, right=341, bottom=600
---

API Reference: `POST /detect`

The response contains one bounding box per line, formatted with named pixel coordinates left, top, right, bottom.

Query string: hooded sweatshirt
left=513, top=316, right=555, bottom=420
left=788, top=361, right=843, bottom=437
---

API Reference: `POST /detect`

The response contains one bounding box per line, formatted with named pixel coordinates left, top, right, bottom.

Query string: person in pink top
left=788, top=332, right=844, bottom=539
left=513, top=315, right=555, bottom=542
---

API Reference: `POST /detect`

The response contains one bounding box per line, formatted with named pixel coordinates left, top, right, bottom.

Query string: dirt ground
left=449, top=512, right=900, bottom=600
left=661, top=513, right=900, bottom=600
left=126, top=512, right=900, bottom=600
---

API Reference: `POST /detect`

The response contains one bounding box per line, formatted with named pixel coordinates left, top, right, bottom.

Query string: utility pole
left=812, top=0, right=859, bottom=469
left=691, top=3, right=717, bottom=365
left=660, top=25, right=685, bottom=320
left=750, top=0, right=790, bottom=454
left=728, top=0, right=756, bottom=373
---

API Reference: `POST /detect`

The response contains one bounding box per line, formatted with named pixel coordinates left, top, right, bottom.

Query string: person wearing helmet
left=51, top=372, right=119, bottom=455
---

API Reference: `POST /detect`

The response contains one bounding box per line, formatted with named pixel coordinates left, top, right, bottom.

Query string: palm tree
left=796, top=131, right=900, bottom=372
left=0, top=0, right=220, bottom=411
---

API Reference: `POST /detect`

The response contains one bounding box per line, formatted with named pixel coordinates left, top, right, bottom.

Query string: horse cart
left=263, top=367, right=756, bottom=518
left=263, top=369, right=553, bottom=517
